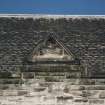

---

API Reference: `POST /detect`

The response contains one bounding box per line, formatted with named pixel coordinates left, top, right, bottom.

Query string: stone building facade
left=0, top=16, right=105, bottom=78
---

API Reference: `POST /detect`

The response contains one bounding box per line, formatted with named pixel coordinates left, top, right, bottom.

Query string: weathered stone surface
left=0, top=80, right=104, bottom=105
left=0, top=16, right=105, bottom=105
left=0, top=17, right=105, bottom=77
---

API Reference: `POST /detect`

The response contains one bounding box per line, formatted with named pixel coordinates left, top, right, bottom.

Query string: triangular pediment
left=31, top=35, right=74, bottom=62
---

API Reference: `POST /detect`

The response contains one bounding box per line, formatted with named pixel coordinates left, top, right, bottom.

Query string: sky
left=0, top=0, right=105, bottom=14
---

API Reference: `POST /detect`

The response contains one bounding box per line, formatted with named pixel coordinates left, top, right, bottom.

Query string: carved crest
left=31, top=35, right=74, bottom=62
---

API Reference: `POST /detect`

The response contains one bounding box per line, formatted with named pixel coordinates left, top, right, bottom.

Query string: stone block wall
left=0, top=17, right=105, bottom=77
